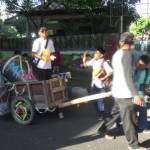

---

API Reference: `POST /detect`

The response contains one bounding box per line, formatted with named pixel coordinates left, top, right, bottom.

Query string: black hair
left=14, top=50, right=21, bottom=55
left=95, top=46, right=105, bottom=55
left=139, top=55, right=150, bottom=65
left=38, top=26, right=48, bottom=32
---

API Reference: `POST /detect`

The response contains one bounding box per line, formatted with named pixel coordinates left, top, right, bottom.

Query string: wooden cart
left=0, top=55, right=112, bottom=125
left=5, top=76, right=112, bottom=125
left=6, top=76, right=69, bottom=125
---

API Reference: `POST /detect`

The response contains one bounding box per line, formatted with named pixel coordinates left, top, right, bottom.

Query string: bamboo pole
left=58, top=91, right=112, bottom=108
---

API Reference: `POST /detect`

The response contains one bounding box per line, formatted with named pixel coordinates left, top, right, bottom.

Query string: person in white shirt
left=82, top=47, right=113, bottom=119
left=32, top=26, right=56, bottom=80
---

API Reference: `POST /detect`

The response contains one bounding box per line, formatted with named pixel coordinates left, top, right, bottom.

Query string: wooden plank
left=58, top=91, right=112, bottom=108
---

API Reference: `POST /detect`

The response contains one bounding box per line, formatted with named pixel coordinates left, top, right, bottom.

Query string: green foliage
left=129, top=16, right=150, bottom=35
left=0, top=0, right=140, bottom=35
left=1, top=0, right=140, bottom=13
left=0, top=19, right=18, bottom=37
left=1, top=0, right=41, bottom=12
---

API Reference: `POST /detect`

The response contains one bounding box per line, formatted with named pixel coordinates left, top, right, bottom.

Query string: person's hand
left=132, top=95, right=143, bottom=106
left=50, top=55, right=56, bottom=61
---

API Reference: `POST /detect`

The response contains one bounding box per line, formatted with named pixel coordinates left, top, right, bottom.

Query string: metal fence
left=0, top=33, right=119, bottom=51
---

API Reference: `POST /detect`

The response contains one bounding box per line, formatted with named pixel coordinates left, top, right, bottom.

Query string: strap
left=32, top=38, right=49, bottom=63
left=44, top=38, right=48, bottom=49
left=100, top=59, right=105, bottom=70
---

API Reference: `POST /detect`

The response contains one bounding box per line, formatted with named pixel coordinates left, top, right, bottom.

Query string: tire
left=10, top=96, right=35, bottom=125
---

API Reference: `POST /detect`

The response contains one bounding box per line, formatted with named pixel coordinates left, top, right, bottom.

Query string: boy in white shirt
left=32, top=26, right=56, bottom=80
left=82, top=47, right=113, bottom=119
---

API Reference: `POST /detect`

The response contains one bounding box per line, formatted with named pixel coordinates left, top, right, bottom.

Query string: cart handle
left=58, top=91, right=112, bottom=108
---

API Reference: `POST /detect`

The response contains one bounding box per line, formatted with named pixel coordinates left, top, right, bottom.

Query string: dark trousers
left=32, top=66, right=52, bottom=81
left=104, top=98, right=139, bottom=149
left=117, top=98, right=138, bottom=148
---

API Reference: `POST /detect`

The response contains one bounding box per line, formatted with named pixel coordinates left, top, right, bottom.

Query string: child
left=82, top=47, right=113, bottom=120
left=32, top=26, right=56, bottom=81
left=134, top=54, right=150, bottom=133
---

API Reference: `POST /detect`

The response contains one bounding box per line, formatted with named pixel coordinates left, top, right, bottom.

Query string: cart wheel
left=11, top=96, right=35, bottom=125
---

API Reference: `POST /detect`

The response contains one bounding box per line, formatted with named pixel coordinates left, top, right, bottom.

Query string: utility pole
left=120, top=0, right=123, bottom=33
left=109, top=1, right=112, bottom=26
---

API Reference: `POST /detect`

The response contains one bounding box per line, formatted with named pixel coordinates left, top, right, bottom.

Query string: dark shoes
left=97, top=124, right=115, bottom=140
left=97, top=130, right=115, bottom=140
left=98, top=111, right=105, bottom=121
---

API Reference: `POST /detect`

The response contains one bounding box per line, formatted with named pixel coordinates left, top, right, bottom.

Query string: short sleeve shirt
left=32, top=38, right=55, bottom=69
left=86, top=58, right=113, bottom=88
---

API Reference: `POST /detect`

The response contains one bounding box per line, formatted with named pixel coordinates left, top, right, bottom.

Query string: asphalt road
left=0, top=102, right=150, bottom=150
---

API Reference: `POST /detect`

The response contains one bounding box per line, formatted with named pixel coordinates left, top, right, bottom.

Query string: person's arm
left=82, top=50, right=88, bottom=66
left=131, top=71, right=143, bottom=106
left=99, top=61, right=113, bottom=81
left=100, top=72, right=112, bottom=81
left=32, top=39, right=42, bottom=59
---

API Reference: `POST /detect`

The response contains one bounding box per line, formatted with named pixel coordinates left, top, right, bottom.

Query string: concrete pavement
left=0, top=102, right=150, bottom=150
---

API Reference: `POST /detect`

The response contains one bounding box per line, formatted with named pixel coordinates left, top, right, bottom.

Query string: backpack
left=99, top=59, right=113, bottom=89
left=143, top=68, right=150, bottom=96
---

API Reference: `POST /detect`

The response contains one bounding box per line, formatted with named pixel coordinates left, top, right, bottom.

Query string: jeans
left=91, top=85, right=105, bottom=114
left=138, top=105, right=147, bottom=130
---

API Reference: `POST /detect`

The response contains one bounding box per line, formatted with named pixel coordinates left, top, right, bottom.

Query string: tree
left=1, top=0, right=141, bottom=35
left=0, top=19, right=18, bottom=37
left=1, top=0, right=140, bottom=15
left=129, top=16, right=150, bottom=35
left=1, top=0, right=41, bottom=13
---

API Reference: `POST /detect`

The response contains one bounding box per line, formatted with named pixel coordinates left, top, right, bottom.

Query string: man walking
left=98, top=32, right=148, bottom=150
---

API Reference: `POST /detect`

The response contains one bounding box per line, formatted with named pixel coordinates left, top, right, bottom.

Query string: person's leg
left=91, top=85, right=100, bottom=115
left=91, top=85, right=105, bottom=119
left=105, top=100, right=121, bottom=129
left=97, top=98, right=105, bottom=119
left=138, top=106, right=147, bottom=130
left=97, top=88, right=105, bottom=112
left=117, top=98, right=139, bottom=149
left=97, top=99, right=121, bottom=139
left=46, top=69, right=52, bottom=79
left=33, top=68, right=45, bottom=81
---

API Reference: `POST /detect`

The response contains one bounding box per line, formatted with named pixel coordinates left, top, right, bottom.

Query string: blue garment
left=91, top=85, right=105, bottom=113
left=134, top=68, right=150, bottom=130
left=138, top=105, right=147, bottom=129
left=134, top=68, right=150, bottom=90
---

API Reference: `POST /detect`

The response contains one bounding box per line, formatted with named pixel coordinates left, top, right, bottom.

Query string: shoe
left=142, top=129, right=150, bottom=134
left=98, top=112, right=105, bottom=121
left=104, top=134, right=115, bottom=140
left=97, top=130, right=115, bottom=140
left=128, top=146, right=149, bottom=150
left=98, top=116, right=104, bottom=121
left=58, top=112, right=64, bottom=119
